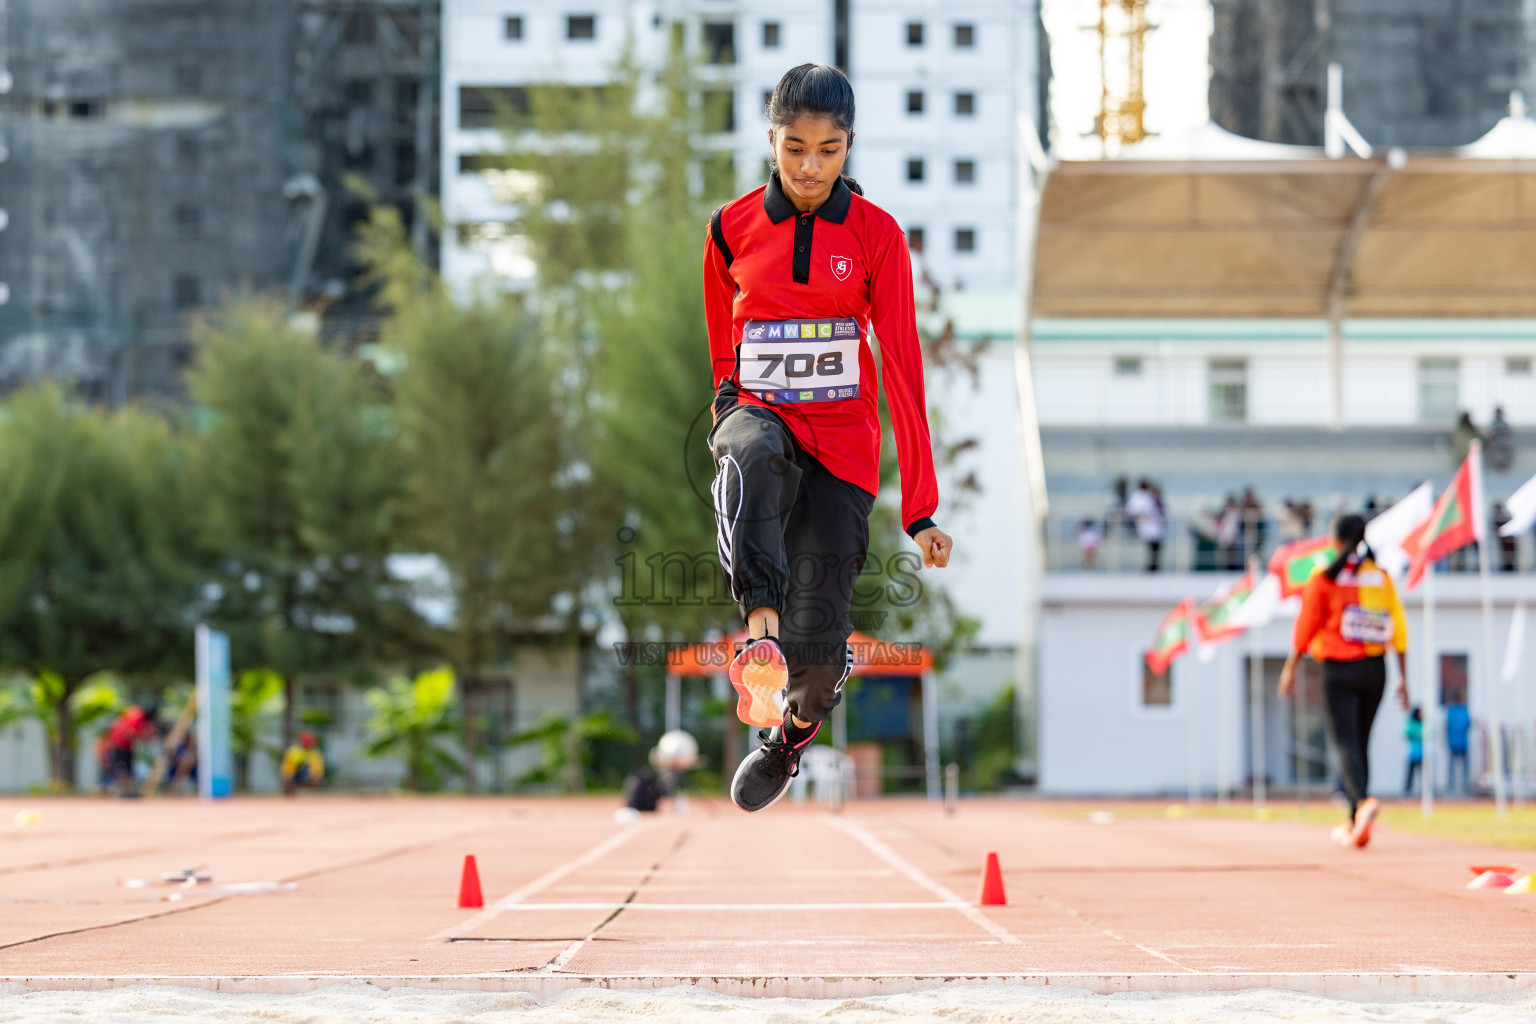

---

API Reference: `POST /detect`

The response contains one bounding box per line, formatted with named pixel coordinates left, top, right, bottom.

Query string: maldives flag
left=1268, top=537, right=1338, bottom=600
left=1146, top=600, right=1194, bottom=674
left=1195, top=572, right=1257, bottom=645
left=1404, top=445, right=1486, bottom=590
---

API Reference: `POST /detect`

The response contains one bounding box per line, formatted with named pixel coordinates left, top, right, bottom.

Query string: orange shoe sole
left=1351, top=798, right=1379, bottom=847
left=730, top=640, right=787, bottom=728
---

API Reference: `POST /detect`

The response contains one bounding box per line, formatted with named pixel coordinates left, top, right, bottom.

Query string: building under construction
left=0, top=0, right=438, bottom=403
left=1210, top=0, right=1536, bottom=148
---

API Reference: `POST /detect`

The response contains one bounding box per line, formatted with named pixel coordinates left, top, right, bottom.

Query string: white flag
left=1504, top=603, right=1527, bottom=684
left=1499, top=472, right=1536, bottom=538
left=1365, top=482, right=1435, bottom=580
left=1224, top=572, right=1296, bottom=630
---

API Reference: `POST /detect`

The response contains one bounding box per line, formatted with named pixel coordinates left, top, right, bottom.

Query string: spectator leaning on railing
left=1126, top=479, right=1165, bottom=572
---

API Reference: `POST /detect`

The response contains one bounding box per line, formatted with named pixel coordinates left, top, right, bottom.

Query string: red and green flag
left=1268, top=536, right=1337, bottom=600
left=1146, top=599, right=1194, bottom=675
left=1195, top=572, right=1257, bottom=645
left=1405, top=445, right=1485, bottom=590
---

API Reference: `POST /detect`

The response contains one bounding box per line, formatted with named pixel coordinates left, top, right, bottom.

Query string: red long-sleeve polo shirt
left=704, top=174, right=939, bottom=538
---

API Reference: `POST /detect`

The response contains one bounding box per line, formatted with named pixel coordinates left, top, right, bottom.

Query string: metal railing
left=1047, top=513, right=1536, bottom=574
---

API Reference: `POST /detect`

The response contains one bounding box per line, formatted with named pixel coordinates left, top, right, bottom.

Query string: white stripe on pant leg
left=712, top=454, right=743, bottom=602
left=833, top=642, right=853, bottom=696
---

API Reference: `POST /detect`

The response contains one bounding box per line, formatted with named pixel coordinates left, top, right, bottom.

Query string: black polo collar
left=763, top=173, right=852, bottom=225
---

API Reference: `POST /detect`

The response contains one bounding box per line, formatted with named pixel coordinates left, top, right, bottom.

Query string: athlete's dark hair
left=764, top=63, right=863, bottom=195
left=1324, top=513, right=1373, bottom=581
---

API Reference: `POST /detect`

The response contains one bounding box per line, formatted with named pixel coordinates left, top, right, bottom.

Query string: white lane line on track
left=828, top=818, right=1023, bottom=946
left=454, top=901, right=974, bottom=911
left=429, top=823, right=648, bottom=941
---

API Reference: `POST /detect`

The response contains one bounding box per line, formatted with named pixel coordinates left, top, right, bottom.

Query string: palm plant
left=361, top=666, right=464, bottom=792
left=1, top=672, right=124, bottom=787
left=231, top=668, right=285, bottom=790
left=510, top=710, right=637, bottom=792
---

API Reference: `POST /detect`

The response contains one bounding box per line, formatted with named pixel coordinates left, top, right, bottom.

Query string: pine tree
left=187, top=300, right=414, bottom=748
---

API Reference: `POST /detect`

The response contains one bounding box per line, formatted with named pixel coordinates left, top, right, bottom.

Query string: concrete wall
left=1031, top=323, right=1536, bottom=428
left=1038, top=572, right=1536, bottom=796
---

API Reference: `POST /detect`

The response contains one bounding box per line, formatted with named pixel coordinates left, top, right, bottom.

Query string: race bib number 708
left=739, top=318, right=861, bottom=404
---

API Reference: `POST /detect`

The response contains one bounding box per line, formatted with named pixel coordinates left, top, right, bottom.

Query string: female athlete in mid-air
left=703, top=63, right=952, bottom=812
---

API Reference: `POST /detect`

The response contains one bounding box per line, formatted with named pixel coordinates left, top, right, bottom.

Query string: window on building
left=954, top=23, right=975, bottom=47
left=476, top=680, right=517, bottom=744
left=176, top=136, right=199, bottom=172
left=762, top=21, right=780, bottom=48
left=1439, top=653, right=1469, bottom=705
left=906, top=22, right=923, bottom=46
left=1418, top=357, right=1459, bottom=423
left=1208, top=358, right=1248, bottom=423
left=567, top=14, right=596, bottom=40
left=1506, top=356, right=1532, bottom=376
left=343, top=14, right=377, bottom=45
left=504, top=15, right=523, bottom=40
left=703, top=21, right=735, bottom=63
left=394, top=78, right=419, bottom=127
left=173, top=274, right=201, bottom=310
left=344, top=79, right=373, bottom=108
left=907, top=90, right=924, bottom=114
left=68, top=98, right=103, bottom=119
left=459, top=85, right=530, bottom=129
left=344, top=142, right=373, bottom=170
left=907, top=226, right=925, bottom=252
left=906, top=158, right=924, bottom=182
left=702, top=89, right=735, bottom=133
left=396, top=142, right=417, bottom=186
left=1114, top=356, right=1143, bottom=376
left=954, top=91, right=976, bottom=116
left=1142, top=658, right=1172, bottom=706
left=173, top=203, right=201, bottom=239
left=174, top=64, right=203, bottom=94
left=954, top=159, right=975, bottom=183
left=954, top=227, right=976, bottom=252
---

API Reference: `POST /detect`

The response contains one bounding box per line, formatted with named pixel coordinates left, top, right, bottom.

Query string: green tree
left=361, top=666, right=464, bottom=792
left=187, top=300, right=416, bottom=748
left=487, top=45, right=741, bottom=735
left=356, top=207, right=594, bottom=790
left=0, top=386, right=199, bottom=786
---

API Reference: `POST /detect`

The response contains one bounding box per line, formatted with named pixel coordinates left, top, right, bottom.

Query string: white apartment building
left=441, top=0, right=1041, bottom=294
left=847, top=0, right=1040, bottom=291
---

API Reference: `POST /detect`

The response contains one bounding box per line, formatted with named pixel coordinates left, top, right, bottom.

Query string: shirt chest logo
left=830, top=254, right=855, bottom=282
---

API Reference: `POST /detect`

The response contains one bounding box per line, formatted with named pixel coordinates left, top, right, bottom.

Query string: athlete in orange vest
left=1279, top=514, right=1409, bottom=848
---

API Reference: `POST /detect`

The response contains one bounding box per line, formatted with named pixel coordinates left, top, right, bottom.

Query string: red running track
left=2, top=796, right=1536, bottom=995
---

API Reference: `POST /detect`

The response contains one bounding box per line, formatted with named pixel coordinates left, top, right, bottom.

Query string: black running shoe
left=730, top=721, right=819, bottom=813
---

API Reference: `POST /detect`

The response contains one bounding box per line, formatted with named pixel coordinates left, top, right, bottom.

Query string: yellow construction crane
left=1098, top=0, right=1148, bottom=149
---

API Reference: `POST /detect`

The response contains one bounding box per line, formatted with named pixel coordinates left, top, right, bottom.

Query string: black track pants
left=1321, top=656, right=1387, bottom=819
left=709, top=405, right=875, bottom=723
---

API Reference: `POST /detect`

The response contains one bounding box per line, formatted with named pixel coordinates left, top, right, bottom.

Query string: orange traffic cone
left=976, top=851, right=1007, bottom=906
left=457, top=854, right=484, bottom=908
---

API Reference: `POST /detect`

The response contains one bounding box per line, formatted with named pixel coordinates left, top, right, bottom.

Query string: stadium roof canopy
left=1033, top=116, right=1536, bottom=319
